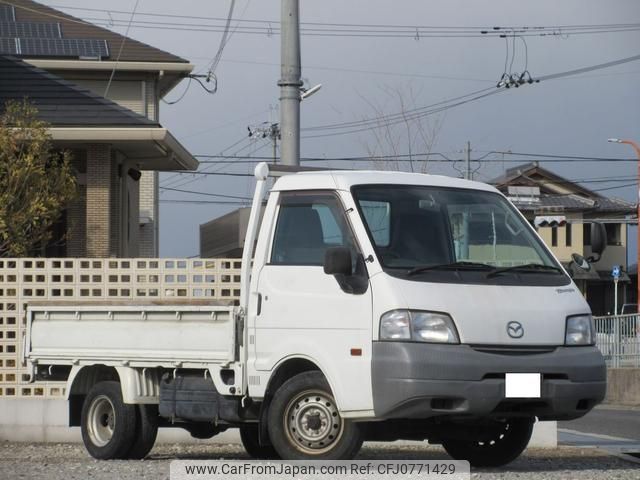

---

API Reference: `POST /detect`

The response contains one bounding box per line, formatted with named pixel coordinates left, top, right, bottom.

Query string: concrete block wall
left=606, top=368, right=640, bottom=406
left=0, top=257, right=242, bottom=400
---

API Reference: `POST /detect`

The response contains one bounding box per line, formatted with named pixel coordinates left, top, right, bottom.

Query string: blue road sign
left=612, top=265, right=621, bottom=279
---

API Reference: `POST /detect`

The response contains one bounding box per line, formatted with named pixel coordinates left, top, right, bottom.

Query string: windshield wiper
left=486, top=263, right=563, bottom=278
left=408, top=261, right=495, bottom=276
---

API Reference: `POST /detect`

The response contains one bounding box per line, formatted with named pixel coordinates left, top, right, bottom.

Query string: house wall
left=53, top=71, right=157, bottom=118
left=138, top=171, right=159, bottom=257
left=536, top=214, right=584, bottom=263
left=63, top=145, right=140, bottom=258
left=66, top=149, right=87, bottom=257
left=54, top=71, right=161, bottom=257
left=85, top=144, right=112, bottom=257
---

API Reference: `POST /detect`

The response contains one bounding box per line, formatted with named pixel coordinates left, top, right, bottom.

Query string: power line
left=206, top=0, right=235, bottom=76
left=44, top=4, right=640, bottom=33
left=160, top=135, right=249, bottom=188
left=159, top=186, right=252, bottom=200
left=160, top=199, right=248, bottom=205
left=188, top=151, right=637, bottom=163
left=39, top=5, right=640, bottom=38
left=80, top=20, right=640, bottom=39
left=299, top=52, right=640, bottom=138
left=103, top=0, right=141, bottom=98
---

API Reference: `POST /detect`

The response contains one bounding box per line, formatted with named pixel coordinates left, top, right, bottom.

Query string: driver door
left=253, top=191, right=373, bottom=413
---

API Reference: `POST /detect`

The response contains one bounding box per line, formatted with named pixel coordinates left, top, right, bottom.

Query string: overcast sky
left=43, top=0, right=640, bottom=258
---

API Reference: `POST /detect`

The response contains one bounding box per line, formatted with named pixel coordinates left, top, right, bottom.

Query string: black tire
left=442, top=418, right=534, bottom=467
left=126, top=404, right=159, bottom=460
left=240, top=424, right=280, bottom=459
left=267, top=371, right=363, bottom=460
left=80, top=381, right=137, bottom=460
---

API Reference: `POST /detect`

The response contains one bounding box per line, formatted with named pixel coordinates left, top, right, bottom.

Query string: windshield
left=352, top=185, right=567, bottom=285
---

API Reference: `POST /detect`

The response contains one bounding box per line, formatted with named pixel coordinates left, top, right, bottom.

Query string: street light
left=608, top=137, right=640, bottom=314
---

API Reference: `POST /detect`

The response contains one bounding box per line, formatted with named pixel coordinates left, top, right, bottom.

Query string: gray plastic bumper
left=372, top=342, right=606, bottom=421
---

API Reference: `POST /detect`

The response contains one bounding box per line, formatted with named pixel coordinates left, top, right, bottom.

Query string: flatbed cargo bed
left=24, top=302, right=238, bottom=369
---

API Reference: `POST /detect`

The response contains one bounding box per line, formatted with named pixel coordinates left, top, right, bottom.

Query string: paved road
left=1, top=442, right=638, bottom=480
left=560, top=406, right=640, bottom=441
left=559, top=405, right=640, bottom=463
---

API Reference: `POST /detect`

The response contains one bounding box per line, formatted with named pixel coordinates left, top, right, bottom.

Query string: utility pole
left=248, top=122, right=280, bottom=163
left=465, top=140, right=471, bottom=180
left=279, top=0, right=302, bottom=166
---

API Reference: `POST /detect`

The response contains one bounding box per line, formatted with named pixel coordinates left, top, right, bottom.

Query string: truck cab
left=244, top=167, right=605, bottom=463
left=25, top=164, right=606, bottom=466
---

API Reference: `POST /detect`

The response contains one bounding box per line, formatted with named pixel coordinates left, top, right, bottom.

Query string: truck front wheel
left=442, top=417, right=534, bottom=467
left=80, top=381, right=137, bottom=460
left=267, top=371, right=363, bottom=460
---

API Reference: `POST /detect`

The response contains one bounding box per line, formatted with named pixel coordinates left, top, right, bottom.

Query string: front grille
left=471, top=345, right=557, bottom=355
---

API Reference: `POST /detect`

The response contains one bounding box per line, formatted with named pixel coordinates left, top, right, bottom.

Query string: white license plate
left=505, top=373, right=541, bottom=398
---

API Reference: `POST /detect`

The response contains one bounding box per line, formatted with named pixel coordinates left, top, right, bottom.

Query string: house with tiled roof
left=0, top=0, right=197, bottom=257
left=492, top=162, right=636, bottom=315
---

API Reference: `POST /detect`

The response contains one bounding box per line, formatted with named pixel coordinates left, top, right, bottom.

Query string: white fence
left=594, top=314, right=640, bottom=368
left=0, top=257, right=242, bottom=399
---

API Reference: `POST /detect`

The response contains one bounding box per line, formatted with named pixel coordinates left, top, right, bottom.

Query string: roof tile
left=0, top=55, right=157, bottom=127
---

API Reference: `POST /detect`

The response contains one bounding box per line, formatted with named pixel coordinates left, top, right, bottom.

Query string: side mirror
left=324, top=247, right=352, bottom=276
left=571, top=253, right=591, bottom=271
left=589, top=222, right=607, bottom=262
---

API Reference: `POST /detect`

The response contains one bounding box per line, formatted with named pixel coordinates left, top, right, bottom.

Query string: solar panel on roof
left=0, top=5, right=15, bottom=21
left=18, top=38, right=110, bottom=59
left=0, top=37, right=18, bottom=55
left=0, top=22, right=62, bottom=38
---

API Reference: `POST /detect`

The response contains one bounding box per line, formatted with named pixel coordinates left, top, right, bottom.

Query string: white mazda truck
left=25, top=163, right=606, bottom=466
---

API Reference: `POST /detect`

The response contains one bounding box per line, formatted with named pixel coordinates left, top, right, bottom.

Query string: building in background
left=0, top=0, right=197, bottom=256
left=493, top=163, right=636, bottom=315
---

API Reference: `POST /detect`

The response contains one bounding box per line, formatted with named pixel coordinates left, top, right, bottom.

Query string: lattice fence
left=0, top=257, right=242, bottom=398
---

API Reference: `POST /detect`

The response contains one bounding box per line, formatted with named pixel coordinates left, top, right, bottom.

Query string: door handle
left=257, top=293, right=262, bottom=316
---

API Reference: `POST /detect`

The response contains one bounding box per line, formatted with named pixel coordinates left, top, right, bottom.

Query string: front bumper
left=372, top=342, right=606, bottom=421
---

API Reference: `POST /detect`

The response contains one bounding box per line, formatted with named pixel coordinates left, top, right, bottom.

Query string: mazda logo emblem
left=507, top=321, right=524, bottom=339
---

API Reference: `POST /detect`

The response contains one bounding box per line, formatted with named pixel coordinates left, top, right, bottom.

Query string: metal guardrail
left=594, top=314, right=640, bottom=368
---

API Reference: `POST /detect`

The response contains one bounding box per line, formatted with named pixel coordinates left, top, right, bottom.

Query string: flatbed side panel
left=26, top=305, right=236, bottom=365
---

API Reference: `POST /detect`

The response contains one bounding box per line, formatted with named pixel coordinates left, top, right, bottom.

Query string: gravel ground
left=0, top=442, right=637, bottom=480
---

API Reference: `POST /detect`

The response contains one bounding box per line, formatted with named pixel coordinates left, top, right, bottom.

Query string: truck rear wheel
left=126, top=405, right=159, bottom=459
left=267, top=371, right=363, bottom=460
left=239, top=424, right=279, bottom=459
left=81, top=381, right=137, bottom=460
left=442, top=418, right=534, bottom=467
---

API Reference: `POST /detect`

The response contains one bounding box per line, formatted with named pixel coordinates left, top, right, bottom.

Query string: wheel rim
left=284, top=389, right=344, bottom=455
left=87, top=395, right=116, bottom=447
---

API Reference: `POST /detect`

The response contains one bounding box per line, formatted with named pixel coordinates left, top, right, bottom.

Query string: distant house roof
left=1, top=0, right=187, bottom=63
left=492, top=162, right=636, bottom=215
left=0, top=55, right=156, bottom=127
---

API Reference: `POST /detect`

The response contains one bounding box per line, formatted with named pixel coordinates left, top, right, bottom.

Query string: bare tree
left=359, top=84, right=445, bottom=173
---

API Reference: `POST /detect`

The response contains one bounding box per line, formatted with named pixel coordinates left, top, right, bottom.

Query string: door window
left=271, top=193, right=356, bottom=265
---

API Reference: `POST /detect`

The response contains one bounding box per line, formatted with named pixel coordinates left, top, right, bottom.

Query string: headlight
left=565, top=315, right=594, bottom=346
left=380, top=310, right=459, bottom=343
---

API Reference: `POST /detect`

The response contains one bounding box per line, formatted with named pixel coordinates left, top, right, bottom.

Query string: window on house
left=551, top=227, right=558, bottom=247
left=583, top=224, right=591, bottom=246
left=566, top=224, right=572, bottom=247
left=605, top=223, right=622, bottom=246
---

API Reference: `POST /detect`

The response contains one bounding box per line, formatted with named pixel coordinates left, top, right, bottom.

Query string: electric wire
left=103, top=0, right=141, bottom=98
